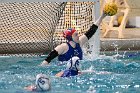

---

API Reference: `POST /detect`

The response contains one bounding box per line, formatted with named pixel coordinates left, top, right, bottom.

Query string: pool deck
left=0, top=37, right=140, bottom=55
left=100, top=38, right=140, bottom=51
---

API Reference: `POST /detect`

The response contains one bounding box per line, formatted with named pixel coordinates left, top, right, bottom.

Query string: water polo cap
left=63, top=28, right=76, bottom=41
left=35, top=74, right=50, bottom=91
left=66, top=56, right=81, bottom=71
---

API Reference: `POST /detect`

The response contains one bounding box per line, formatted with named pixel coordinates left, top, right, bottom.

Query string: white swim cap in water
left=35, top=74, right=51, bottom=91
left=66, top=56, right=81, bottom=70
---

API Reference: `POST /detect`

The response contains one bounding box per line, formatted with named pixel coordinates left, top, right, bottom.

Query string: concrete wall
left=136, top=17, right=140, bottom=27
left=129, top=17, right=140, bottom=28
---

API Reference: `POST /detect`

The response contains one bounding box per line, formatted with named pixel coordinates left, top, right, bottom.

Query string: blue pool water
left=0, top=51, right=140, bottom=93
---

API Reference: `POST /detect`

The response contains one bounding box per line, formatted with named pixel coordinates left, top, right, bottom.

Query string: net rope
left=0, top=2, right=66, bottom=54
left=0, top=2, right=95, bottom=55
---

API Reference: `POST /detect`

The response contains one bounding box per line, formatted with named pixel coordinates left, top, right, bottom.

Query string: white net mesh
left=53, top=2, right=95, bottom=48
left=0, top=2, right=66, bottom=54
left=0, top=2, right=95, bottom=55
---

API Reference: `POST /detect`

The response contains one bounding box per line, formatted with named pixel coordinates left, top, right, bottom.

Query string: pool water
left=0, top=51, right=140, bottom=93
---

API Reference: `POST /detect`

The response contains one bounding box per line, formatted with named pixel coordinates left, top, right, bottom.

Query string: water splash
left=87, top=86, right=96, bottom=93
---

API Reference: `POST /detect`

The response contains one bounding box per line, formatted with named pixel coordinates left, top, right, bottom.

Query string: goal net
left=0, top=2, right=66, bottom=54
left=0, top=2, right=96, bottom=55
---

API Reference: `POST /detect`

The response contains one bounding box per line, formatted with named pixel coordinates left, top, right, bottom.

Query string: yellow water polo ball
left=104, top=3, right=118, bottom=16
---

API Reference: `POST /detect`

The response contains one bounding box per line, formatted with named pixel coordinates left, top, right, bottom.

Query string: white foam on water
left=0, top=56, right=10, bottom=58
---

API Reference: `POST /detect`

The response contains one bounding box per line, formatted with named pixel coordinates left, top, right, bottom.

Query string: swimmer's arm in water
left=79, top=13, right=106, bottom=47
left=55, top=70, right=94, bottom=77
left=55, top=71, right=64, bottom=77
left=55, top=70, right=81, bottom=77
left=24, top=85, right=36, bottom=91
left=40, top=43, right=68, bottom=66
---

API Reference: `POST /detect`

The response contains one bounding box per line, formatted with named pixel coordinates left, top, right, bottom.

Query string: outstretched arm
left=40, top=43, right=67, bottom=66
left=40, top=50, right=59, bottom=66
left=94, top=12, right=106, bottom=26
left=79, top=13, right=106, bottom=46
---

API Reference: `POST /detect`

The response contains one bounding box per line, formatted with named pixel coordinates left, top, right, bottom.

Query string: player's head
left=66, top=56, right=81, bottom=71
left=35, top=74, right=51, bottom=91
left=63, top=28, right=79, bottom=43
